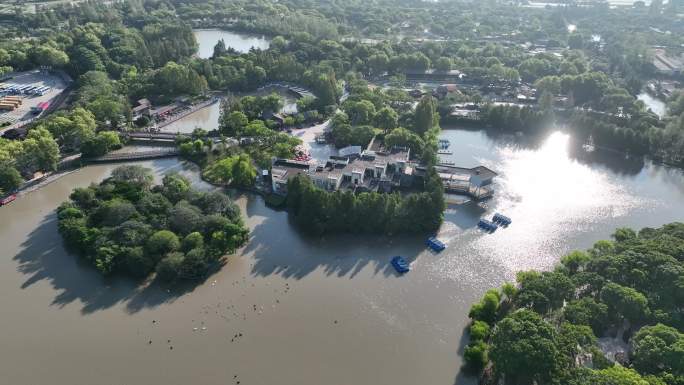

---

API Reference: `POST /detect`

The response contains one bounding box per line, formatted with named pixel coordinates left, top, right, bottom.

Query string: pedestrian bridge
left=89, top=149, right=179, bottom=163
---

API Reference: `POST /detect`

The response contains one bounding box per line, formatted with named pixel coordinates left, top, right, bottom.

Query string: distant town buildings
left=652, top=49, right=684, bottom=77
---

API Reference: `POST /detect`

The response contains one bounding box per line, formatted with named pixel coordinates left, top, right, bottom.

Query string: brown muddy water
left=1, top=128, right=684, bottom=385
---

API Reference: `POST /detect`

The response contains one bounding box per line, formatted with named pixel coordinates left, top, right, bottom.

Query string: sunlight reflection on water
left=436, top=131, right=647, bottom=282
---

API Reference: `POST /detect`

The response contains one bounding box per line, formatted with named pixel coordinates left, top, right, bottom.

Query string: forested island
left=57, top=165, right=249, bottom=281
left=464, top=223, right=684, bottom=385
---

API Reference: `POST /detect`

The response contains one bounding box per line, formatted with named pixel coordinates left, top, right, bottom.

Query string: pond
left=1, top=128, right=683, bottom=385
left=637, top=92, right=667, bottom=118
left=194, top=29, right=271, bottom=59
left=159, top=87, right=298, bottom=134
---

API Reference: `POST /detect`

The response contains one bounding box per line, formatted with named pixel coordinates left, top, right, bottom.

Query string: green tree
left=156, top=252, right=184, bottom=281
left=490, top=310, right=563, bottom=384
left=413, top=95, right=439, bottom=135
left=375, top=106, right=398, bottom=133
left=463, top=340, right=488, bottom=373
left=600, top=282, right=650, bottom=324
left=16, top=128, right=60, bottom=173
left=220, top=110, right=248, bottom=137
left=564, top=297, right=609, bottom=335
left=203, top=154, right=256, bottom=187
left=81, top=131, right=121, bottom=157
left=146, top=230, right=180, bottom=256
left=39, top=107, right=97, bottom=151
left=469, top=289, right=501, bottom=324
left=385, top=127, right=425, bottom=156
left=632, top=324, right=684, bottom=378
left=168, top=202, right=204, bottom=236
left=589, top=366, right=664, bottom=385
left=470, top=320, right=491, bottom=341
left=345, top=100, right=376, bottom=125
left=0, top=165, right=23, bottom=192
left=30, top=45, right=69, bottom=68
left=111, top=165, right=153, bottom=189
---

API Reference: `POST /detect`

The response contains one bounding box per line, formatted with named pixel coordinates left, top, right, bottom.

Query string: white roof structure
left=339, top=145, right=362, bottom=157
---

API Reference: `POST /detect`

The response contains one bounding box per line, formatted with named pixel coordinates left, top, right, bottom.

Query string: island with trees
left=463, top=222, right=684, bottom=385
left=57, top=165, right=249, bottom=282
left=283, top=77, right=446, bottom=235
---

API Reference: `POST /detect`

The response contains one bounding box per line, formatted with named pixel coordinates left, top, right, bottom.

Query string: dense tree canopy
left=464, top=223, right=684, bottom=385
left=57, top=166, right=249, bottom=281
left=285, top=167, right=445, bottom=235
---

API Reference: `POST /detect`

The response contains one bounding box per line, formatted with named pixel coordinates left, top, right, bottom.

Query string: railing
left=90, top=149, right=179, bottom=163
left=127, top=132, right=184, bottom=140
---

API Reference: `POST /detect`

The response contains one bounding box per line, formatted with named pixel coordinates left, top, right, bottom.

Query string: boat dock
left=436, top=165, right=497, bottom=200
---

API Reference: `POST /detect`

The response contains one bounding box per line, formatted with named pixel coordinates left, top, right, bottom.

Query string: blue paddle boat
left=426, top=237, right=446, bottom=252
left=391, top=256, right=410, bottom=274
left=478, top=219, right=498, bottom=233
left=492, top=213, right=512, bottom=226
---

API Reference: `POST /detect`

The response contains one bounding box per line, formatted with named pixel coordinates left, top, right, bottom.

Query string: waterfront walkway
left=90, top=149, right=179, bottom=163
left=258, top=82, right=316, bottom=99
left=127, top=131, right=187, bottom=142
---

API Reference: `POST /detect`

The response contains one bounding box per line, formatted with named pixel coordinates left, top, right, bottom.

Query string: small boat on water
left=391, top=256, right=410, bottom=274
left=0, top=194, right=17, bottom=206
left=437, top=150, right=453, bottom=155
left=477, top=219, right=498, bottom=233
left=492, top=213, right=512, bottom=226
left=426, top=237, right=446, bottom=252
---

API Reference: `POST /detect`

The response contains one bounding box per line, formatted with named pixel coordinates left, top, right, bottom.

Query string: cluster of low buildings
left=271, top=138, right=413, bottom=195
left=269, top=136, right=498, bottom=201
left=652, top=48, right=684, bottom=77
left=131, top=97, right=194, bottom=123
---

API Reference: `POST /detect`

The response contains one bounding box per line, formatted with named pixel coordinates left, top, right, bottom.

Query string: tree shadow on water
left=453, top=324, right=479, bottom=385
left=13, top=212, right=200, bottom=315
left=237, top=192, right=427, bottom=281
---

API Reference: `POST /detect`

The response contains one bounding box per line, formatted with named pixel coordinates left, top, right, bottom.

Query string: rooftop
left=435, top=164, right=498, bottom=181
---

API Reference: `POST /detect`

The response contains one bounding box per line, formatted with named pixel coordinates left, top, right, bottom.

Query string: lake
left=1, top=127, right=683, bottom=385
left=194, top=29, right=271, bottom=59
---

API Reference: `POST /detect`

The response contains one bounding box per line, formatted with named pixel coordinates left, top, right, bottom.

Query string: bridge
left=258, top=82, right=316, bottom=99
left=89, top=149, right=180, bottom=163
left=125, top=131, right=189, bottom=144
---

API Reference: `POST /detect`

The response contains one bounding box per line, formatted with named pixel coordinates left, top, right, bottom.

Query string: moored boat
left=0, top=194, right=17, bottom=206
left=426, top=237, right=446, bottom=251
left=477, top=219, right=498, bottom=233
left=391, top=256, right=410, bottom=274
left=492, top=213, right=512, bottom=226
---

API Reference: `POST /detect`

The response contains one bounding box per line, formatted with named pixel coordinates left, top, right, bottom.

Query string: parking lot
left=0, top=70, right=70, bottom=134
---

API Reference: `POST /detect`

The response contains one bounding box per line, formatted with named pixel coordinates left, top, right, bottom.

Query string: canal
left=1, top=127, right=683, bottom=385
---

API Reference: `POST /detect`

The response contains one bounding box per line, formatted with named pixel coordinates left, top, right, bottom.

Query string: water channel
left=1, top=126, right=684, bottom=384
